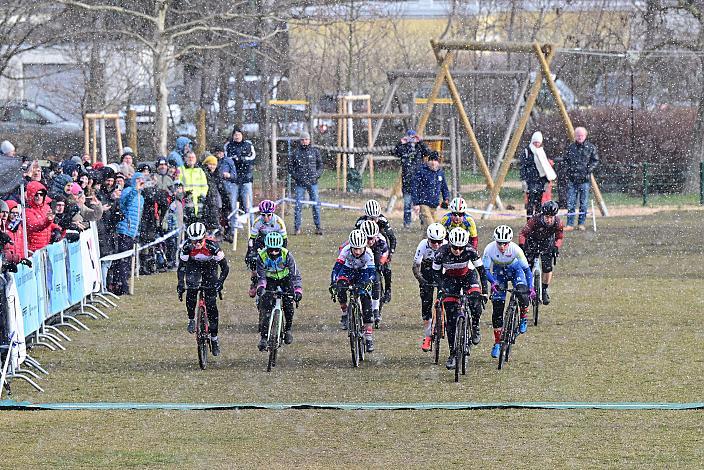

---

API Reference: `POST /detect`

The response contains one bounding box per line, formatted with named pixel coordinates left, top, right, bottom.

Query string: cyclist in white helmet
left=439, top=196, right=479, bottom=249
left=355, top=199, right=396, bottom=303
left=177, top=222, right=229, bottom=356
left=482, top=225, right=534, bottom=359
left=359, top=219, right=390, bottom=326
left=413, top=222, right=447, bottom=351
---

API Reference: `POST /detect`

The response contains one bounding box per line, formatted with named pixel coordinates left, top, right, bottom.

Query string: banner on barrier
left=67, top=241, right=84, bottom=305
left=82, top=226, right=101, bottom=294
left=46, top=241, right=69, bottom=316
left=4, top=274, right=26, bottom=369
left=32, top=250, right=48, bottom=322
left=13, top=263, right=40, bottom=336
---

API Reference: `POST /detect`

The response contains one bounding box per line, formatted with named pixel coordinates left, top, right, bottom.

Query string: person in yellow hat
left=201, top=153, right=223, bottom=232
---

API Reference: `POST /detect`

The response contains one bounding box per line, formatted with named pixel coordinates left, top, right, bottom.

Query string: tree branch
left=57, top=0, right=158, bottom=25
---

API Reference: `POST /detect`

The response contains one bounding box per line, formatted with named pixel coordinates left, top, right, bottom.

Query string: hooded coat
left=167, top=137, right=190, bottom=168
left=2, top=200, right=24, bottom=262
left=116, top=173, right=144, bottom=239
left=48, top=173, right=72, bottom=200
left=25, top=181, right=56, bottom=251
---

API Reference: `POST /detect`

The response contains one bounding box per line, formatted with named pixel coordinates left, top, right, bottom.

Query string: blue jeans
left=403, top=193, right=413, bottom=227
left=567, top=181, right=591, bottom=226
left=294, top=184, right=321, bottom=231
left=231, top=182, right=253, bottom=227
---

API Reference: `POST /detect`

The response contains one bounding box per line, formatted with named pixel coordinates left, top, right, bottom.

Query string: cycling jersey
left=432, top=244, right=483, bottom=279
left=179, top=238, right=225, bottom=263
left=482, top=241, right=532, bottom=288
left=331, top=245, right=376, bottom=284
left=250, top=213, right=287, bottom=243
left=413, top=238, right=447, bottom=270
left=439, top=212, right=478, bottom=249
left=518, top=214, right=564, bottom=248
left=256, top=247, right=302, bottom=288
left=355, top=215, right=397, bottom=253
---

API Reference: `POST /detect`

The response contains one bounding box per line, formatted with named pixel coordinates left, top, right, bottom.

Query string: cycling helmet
left=348, top=229, right=367, bottom=249
left=448, top=196, right=467, bottom=214
left=360, top=220, right=379, bottom=238
left=264, top=231, right=284, bottom=249
left=186, top=222, right=207, bottom=240
left=448, top=227, right=469, bottom=248
left=493, top=225, right=513, bottom=243
left=364, top=199, right=381, bottom=218
left=426, top=222, right=446, bottom=242
left=541, top=200, right=559, bottom=216
left=258, top=199, right=276, bottom=214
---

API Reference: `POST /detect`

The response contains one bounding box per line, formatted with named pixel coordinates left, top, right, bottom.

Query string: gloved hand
left=529, top=287, right=537, bottom=300
left=329, top=284, right=337, bottom=302
left=491, top=282, right=500, bottom=294
left=256, top=286, right=265, bottom=298
left=215, top=280, right=224, bottom=293
left=177, top=284, right=185, bottom=302
left=293, top=290, right=302, bottom=303
left=440, top=199, right=449, bottom=209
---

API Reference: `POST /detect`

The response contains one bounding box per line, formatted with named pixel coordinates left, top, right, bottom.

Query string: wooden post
left=196, top=109, right=206, bottom=156
left=83, top=118, right=90, bottom=158
left=366, top=96, right=374, bottom=189
left=450, top=117, right=458, bottom=196
left=114, top=117, right=123, bottom=157
left=127, top=110, right=138, bottom=158
left=417, top=49, right=455, bottom=136
left=271, top=122, right=278, bottom=191
left=92, top=118, right=98, bottom=164
left=485, top=46, right=555, bottom=216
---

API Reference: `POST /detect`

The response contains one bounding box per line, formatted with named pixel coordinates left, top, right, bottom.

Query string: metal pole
left=20, top=182, right=28, bottom=258
left=450, top=117, right=458, bottom=196
left=642, top=162, right=649, bottom=206
left=129, top=244, right=137, bottom=295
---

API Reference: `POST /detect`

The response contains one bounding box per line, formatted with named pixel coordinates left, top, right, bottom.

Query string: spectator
left=119, top=148, right=136, bottom=178
left=154, top=158, right=175, bottom=194
left=52, top=193, right=82, bottom=242
left=394, top=129, right=431, bottom=227
left=25, top=181, right=57, bottom=252
left=411, top=151, right=450, bottom=227
left=519, top=131, right=556, bottom=220
left=163, top=181, right=184, bottom=270
left=48, top=173, right=73, bottom=200
left=114, top=172, right=145, bottom=295
left=97, top=186, right=124, bottom=290
left=223, top=126, right=255, bottom=221
left=179, top=152, right=208, bottom=226
left=0, top=140, right=16, bottom=158
left=168, top=137, right=191, bottom=168
left=217, top=147, right=238, bottom=239
left=201, top=154, right=223, bottom=232
left=2, top=200, right=24, bottom=262
left=73, top=182, right=104, bottom=223
left=115, top=172, right=126, bottom=190
left=98, top=167, right=116, bottom=201
left=559, top=127, right=599, bottom=231
left=289, top=131, right=323, bottom=235
left=60, top=159, right=82, bottom=182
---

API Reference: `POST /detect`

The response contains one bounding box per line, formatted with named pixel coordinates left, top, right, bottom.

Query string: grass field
left=1, top=204, right=703, bottom=468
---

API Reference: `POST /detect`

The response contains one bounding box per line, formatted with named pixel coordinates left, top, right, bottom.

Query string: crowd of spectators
left=0, top=127, right=255, bottom=295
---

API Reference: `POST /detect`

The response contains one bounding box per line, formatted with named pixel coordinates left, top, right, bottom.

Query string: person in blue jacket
left=168, top=136, right=192, bottom=168
left=410, top=151, right=450, bottom=228
left=114, top=172, right=145, bottom=295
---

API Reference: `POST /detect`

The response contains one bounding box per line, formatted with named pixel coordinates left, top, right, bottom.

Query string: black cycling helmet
left=541, top=200, right=559, bottom=216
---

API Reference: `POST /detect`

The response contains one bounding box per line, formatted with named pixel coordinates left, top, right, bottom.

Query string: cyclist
left=439, top=196, right=479, bottom=250
left=177, top=222, right=229, bottom=356
left=255, top=232, right=303, bottom=352
left=482, top=225, right=534, bottom=359
left=355, top=199, right=396, bottom=303
left=412, top=222, right=447, bottom=351
left=432, top=227, right=487, bottom=369
left=359, top=219, right=390, bottom=326
left=245, top=199, right=287, bottom=297
left=330, top=229, right=377, bottom=352
left=518, top=200, right=564, bottom=305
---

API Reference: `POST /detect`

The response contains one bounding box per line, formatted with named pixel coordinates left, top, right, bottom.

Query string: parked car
left=0, top=100, right=82, bottom=158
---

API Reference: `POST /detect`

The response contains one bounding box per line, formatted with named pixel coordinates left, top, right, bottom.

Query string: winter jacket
left=410, top=164, right=450, bottom=207
left=25, top=181, right=55, bottom=251
left=179, top=165, right=208, bottom=215
left=394, top=139, right=430, bottom=193
left=224, top=139, right=255, bottom=184
left=3, top=200, right=24, bottom=263
left=202, top=169, right=223, bottom=230
left=289, top=144, right=323, bottom=187
left=167, top=136, right=190, bottom=168
left=48, top=174, right=72, bottom=200
left=154, top=172, right=175, bottom=194
left=561, top=141, right=599, bottom=184
left=519, top=147, right=549, bottom=193
left=97, top=199, right=123, bottom=256
left=116, top=173, right=144, bottom=239
left=218, top=156, right=238, bottom=191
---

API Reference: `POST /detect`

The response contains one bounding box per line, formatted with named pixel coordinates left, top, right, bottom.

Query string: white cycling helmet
left=426, top=222, right=447, bottom=242
left=348, top=229, right=367, bottom=249
left=364, top=199, right=381, bottom=218
left=186, top=222, right=207, bottom=240
left=448, top=227, right=469, bottom=248
left=360, top=219, right=379, bottom=238
left=449, top=196, right=467, bottom=214
left=493, top=225, right=513, bottom=243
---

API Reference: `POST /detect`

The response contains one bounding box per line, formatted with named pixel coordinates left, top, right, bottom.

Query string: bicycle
left=429, top=284, right=445, bottom=365
left=453, top=294, right=475, bottom=382
left=531, top=253, right=543, bottom=326
left=194, top=286, right=223, bottom=370
left=497, top=287, right=519, bottom=370
left=263, top=287, right=298, bottom=372
left=374, top=266, right=388, bottom=329
left=332, top=284, right=368, bottom=368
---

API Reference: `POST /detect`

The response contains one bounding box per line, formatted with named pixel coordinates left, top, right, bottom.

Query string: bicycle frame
left=195, top=288, right=211, bottom=370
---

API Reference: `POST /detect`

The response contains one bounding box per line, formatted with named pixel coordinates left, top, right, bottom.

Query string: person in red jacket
left=2, top=200, right=25, bottom=262
left=25, top=181, right=58, bottom=252
left=518, top=200, right=564, bottom=305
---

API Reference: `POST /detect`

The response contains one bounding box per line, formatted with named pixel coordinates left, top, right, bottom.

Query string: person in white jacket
left=519, top=131, right=556, bottom=219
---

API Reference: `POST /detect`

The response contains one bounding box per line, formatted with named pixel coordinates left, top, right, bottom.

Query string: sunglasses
left=452, top=212, right=464, bottom=217
left=497, top=241, right=509, bottom=247
left=262, top=212, right=273, bottom=217
left=428, top=239, right=442, bottom=245
left=450, top=245, right=464, bottom=251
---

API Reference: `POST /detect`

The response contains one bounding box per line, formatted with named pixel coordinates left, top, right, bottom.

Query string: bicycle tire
left=505, top=300, right=519, bottom=363
left=532, top=264, right=542, bottom=326
left=197, top=305, right=208, bottom=370
left=357, top=299, right=366, bottom=362
left=433, top=301, right=442, bottom=365
left=267, top=311, right=281, bottom=372
left=454, top=316, right=465, bottom=382
left=375, top=275, right=385, bottom=329
left=498, top=297, right=514, bottom=370
left=462, top=314, right=469, bottom=376
left=348, top=301, right=360, bottom=368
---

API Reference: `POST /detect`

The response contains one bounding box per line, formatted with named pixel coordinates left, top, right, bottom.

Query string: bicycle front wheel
left=498, top=301, right=515, bottom=370
left=356, top=300, right=366, bottom=363
left=532, top=266, right=542, bottom=326
left=432, top=301, right=443, bottom=365
left=348, top=302, right=360, bottom=367
left=267, top=311, right=281, bottom=372
left=197, top=306, right=208, bottom=370
left=454, top=316, right=465, bottom=383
